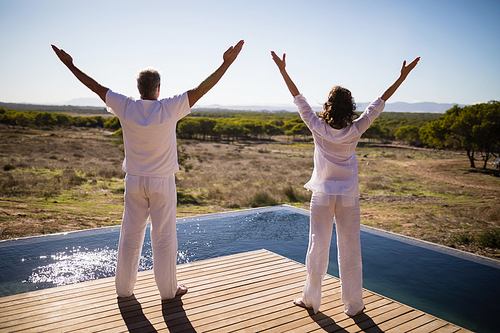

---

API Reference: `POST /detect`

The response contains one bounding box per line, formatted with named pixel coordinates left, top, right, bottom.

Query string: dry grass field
left=1, top=124, right=499, bottom=259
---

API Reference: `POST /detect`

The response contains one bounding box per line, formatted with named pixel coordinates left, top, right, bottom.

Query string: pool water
left=1, top=205, right=499, bottom=332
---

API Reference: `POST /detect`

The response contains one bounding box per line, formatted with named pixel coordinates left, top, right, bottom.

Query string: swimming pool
left=0, top=205, right=499, bottom=332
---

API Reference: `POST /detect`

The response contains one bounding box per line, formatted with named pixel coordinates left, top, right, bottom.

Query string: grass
left=1, top=124, right=499, bottom=260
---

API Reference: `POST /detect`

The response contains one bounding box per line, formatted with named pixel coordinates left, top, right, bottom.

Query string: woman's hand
left=270, top=51, right=300, bottom=96
left=401, top=57, right=420, bottom=78
left=271, top=51, right=286, bottom=71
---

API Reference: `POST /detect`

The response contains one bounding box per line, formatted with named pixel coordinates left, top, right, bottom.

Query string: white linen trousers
left=115, top=174, right=178, bottom=299
left=302, top=192, right=364, bottom=316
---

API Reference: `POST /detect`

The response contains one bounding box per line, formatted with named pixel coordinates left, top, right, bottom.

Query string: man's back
left=106, top=90, right=191, bottom=177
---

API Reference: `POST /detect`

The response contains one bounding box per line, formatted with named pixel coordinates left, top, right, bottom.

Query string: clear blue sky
left=1, top=0, right=499, bottom=108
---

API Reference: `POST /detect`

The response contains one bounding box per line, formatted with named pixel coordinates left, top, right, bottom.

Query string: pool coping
left=2, top=204, right=499, bottom=269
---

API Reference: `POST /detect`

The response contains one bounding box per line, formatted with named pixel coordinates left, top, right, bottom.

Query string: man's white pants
left=115, top=174, right=178, bottom=299
left=302, top=192, right=364, bottom=316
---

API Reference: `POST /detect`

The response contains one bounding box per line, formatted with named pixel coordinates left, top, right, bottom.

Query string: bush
left=112, top=128, right=123, bottom=137
left=3, top=164, right=15, bottom=171
left=283, top=185, right=298, bottom=202
left=63, top=169, right=86, bottom=186
left=247, top=191, right=278, bottom=207
left=477, top=229, right=500, bottom=249
left=104, top=116, right=121, bottom=130
left=452, top=232, right=475, bottom=245
left=112, top=187, right=125, bottom=194
left=177, top=190, right=198, bottom=204
left=207, top=187, right=225, bottom=200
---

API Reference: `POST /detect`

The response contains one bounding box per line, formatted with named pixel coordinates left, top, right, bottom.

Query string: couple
left=52, top=40, right=419, bottom=316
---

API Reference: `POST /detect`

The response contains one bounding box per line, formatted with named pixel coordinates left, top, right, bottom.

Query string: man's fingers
left=410, top=57, right=421, bottom=67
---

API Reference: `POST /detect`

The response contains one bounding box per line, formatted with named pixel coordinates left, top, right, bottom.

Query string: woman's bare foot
left=293, top=297, right=312, bottom=310
left=176, top=284, right=188, bottom=296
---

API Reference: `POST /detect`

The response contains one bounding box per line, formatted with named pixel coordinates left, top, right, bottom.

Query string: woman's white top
left=294, top=94, right=385, bottom=196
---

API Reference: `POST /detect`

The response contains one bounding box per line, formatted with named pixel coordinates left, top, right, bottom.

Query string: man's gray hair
left=137, top=68, right=161, bottom=99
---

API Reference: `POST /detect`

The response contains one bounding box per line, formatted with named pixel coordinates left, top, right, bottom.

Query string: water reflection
left=26, top=247, right=118, bottom=286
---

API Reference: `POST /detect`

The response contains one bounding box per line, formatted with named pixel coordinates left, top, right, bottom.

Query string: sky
left=0, top=0, right=499, bottom=109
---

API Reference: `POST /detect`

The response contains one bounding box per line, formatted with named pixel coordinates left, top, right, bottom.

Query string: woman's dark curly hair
left=319, top=86, right=357, bottom=129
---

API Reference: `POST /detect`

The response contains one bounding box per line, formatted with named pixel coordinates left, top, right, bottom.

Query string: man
left=52, top=40, right=244, bottom=299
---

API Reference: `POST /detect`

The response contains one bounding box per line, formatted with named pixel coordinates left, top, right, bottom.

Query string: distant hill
left=0, top=101, right=107, bottom=115
left=196, top=101, right=466, bottom=113
left=356, top=101, right=467, bottom=113
left=1, top=99, right=466, bottom=114
left=66, top=98, right=106, bottom=107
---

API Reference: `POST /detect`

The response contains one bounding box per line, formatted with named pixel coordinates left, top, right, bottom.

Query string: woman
left=271, top=51, right=419, bottom=316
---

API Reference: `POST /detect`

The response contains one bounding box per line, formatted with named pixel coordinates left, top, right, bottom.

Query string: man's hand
left=51, top=45, right=73, bottom=67
left=223, top=40, right=244, bottom=66
left=188, top=39, right=245, bottom=107
left=51, top=44, right=109, bottom=103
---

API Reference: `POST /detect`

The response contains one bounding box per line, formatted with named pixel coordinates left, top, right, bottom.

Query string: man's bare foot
left=176, top=284, right=188, bottom=296
left=293, top=297, right=312, bottom=310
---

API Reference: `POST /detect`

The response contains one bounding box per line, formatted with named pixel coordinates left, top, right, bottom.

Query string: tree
left=283, top=118, right=304, bottom=131
left=264, top=122, right=283, bottom=138
left=55, top=113, right=72, bottom=127
left=35, top=112, right=57, bottom=127
left=285, top=123, right=310, bottom=138
left=104, top=116, right=121, bottom=130
left=420, top=119, right=447, bottom=148
left=237, top=119, right=265, bottom=139
left=395, top=125, right=421, bottom=145
left=213, top=119, right=248, bottom=141
left=198, top=117, right=217, bottom=140
left=177, top=118, right=201, bottom=139
left=15, top=112, right=34, bottom=128
left=472, top=101, right=500, bottom=168
left=421, top=101, right=500, bottom=168
left=362, top=123, right=390, bottom=142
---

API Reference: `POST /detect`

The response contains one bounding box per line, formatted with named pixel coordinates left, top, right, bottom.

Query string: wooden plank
left=386, top=313, right=441, bottom=332
left=0, top=249, right=474, bottom=333
left=361, top=308, right=426, bottom=333
left=186, top=278, right=341, bottom=333
left=432, top=325, right=465, bottom=333
left=254, top=293, right=379, bottom=333
left=289, top=297, right=396, bottom=333
left=406, top=317, right=449, bottom=332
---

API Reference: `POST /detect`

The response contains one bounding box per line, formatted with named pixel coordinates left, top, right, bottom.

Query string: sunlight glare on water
left=25, top=246, right=117, bottom=286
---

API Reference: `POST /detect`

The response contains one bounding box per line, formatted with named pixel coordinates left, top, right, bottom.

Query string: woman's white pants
left=115, top=174, right=179, bottom=299
left=302, top=192, right=364, bottom=316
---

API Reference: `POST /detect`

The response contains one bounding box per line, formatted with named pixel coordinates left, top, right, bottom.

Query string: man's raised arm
left=187, top=40, right=244, bottom=107
left=51, top=45, right=109, bottom=103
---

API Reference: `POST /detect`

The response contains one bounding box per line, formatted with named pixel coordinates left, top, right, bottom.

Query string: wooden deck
left=0, top=249, right=472, bottom=332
